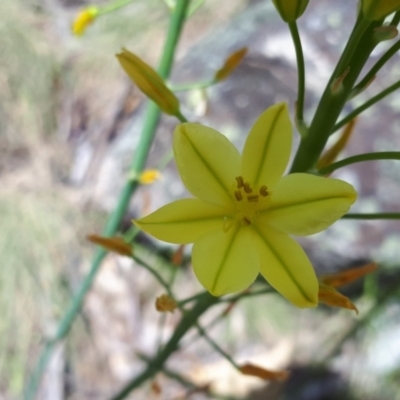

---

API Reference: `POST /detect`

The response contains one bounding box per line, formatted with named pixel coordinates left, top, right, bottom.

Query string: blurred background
left=2, top=0, right=400, bottom=398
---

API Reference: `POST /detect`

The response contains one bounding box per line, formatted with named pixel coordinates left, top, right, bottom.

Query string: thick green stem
left=110, top=293, right=218, bottom=400
left=318, top=151, right=400, bottom=175
left=290, top=18, right=380, bottom=173
left=25, top=1, right=190, bottom=398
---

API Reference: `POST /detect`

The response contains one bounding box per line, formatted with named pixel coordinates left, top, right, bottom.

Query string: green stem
left=132, top=255, right=175, bottom=298
left=318, top=151, right=400, bottom=175
left=110, top=292, right=218, bottom=400
left=100, top=0, right=135, bottom=15
left=25, top=1, right=190, bottom=398
left=171, top=80, right=214, bottom=92
left=288, top=21, right=306, bottom=126
left=351, top=39, right=400, bottom=96
left=334, top=79, right=400, bottom=132
left=342, top=213, right=400, bottom=219
left=291, top=18, right=379, bottom=173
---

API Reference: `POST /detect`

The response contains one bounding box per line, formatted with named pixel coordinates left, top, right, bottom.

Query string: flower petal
left=134, top=199, right=230, bottom=244
left=259, top=173, right=357, bottom=236
left=174, top=123, right=240, bottom=206
left=192, top=226, right=259, bottom=296
left=241, top=103, right=292, bottom=188
left=252, top=224, right=318, bottom=308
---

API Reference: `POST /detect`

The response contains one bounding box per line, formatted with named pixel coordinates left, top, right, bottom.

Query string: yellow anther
left=259, top=185, right=269, bottom=197
left=235, top=176, right=244, bottom=188
left=243, top=183, right=253, bottom=193
left=247, top=194, right=259, bottom=202
left=234, top=190, right=243, bottom=201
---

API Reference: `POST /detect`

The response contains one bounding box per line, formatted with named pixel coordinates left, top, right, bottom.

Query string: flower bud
left=155, top=294, right=177, bottom=313
left=72, top=7, right=98, bottom=36
left=272, top=0, right=309, bottom=22
left=214, top=47, right=248, bottom=82
left=362, top=0, right=400, bottom=21
left=116, top=49, right=180, bottom=116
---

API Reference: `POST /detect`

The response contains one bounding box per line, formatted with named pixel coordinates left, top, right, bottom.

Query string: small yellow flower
left=362, top=0, right=400, bottom=20
left=135, top=103, right=357, bottom=308
left=272, top=0, right=309, bottom=22
left=139, top=169, right=162, bottom=185
left=72, top=7, right=98, bottom=36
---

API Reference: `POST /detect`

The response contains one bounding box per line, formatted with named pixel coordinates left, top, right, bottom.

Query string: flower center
left=232, top=175, right=269, bottom=225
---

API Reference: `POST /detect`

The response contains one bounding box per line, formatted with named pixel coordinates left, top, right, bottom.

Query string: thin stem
left=288, top=21, right=306, bottom=125
left=352, top=39, right=400, bottom=96
left=194, top=322, right=239, bottom=370
left=342, top=213, right=400, bottom=219
left=110, top=292, right=218, bottom=400
left=100, top=0, right=135, bottom=14
left=25, top=2, right=190, bottom=398
left=132, top=255, right=175, bottom=298
left=171, top=80, right=214, bottom=92
left=334, top=79, right=400, bottom=132
left=318, top=151, right=400, bottom=175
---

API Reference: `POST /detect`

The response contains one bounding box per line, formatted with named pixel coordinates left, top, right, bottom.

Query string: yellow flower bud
left=139, top=169, right=162, bottom=185
left=155, top=294, right=177, bottom=313
left=72, top=7, right=98, bottom=36
left=272, top=0, right=309, bottom=22
left=116, top=49, right=180, bottom=116
left=362, top=0, right=400, bottom=20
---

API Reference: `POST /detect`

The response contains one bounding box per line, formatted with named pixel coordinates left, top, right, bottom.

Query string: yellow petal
left=116, top=49, right=180, bottom=116
left=318, top=284, right=358, bottom=314
left=192, top=226, right=258, bottom=296
left=252, top=224, right=318, bottom=308
left=174, top=123, right=240, bottom=206
left=260, top=173, right=357, bottom=236
left=241, top=103, right=292, bottom=189
left=134, top=199, right=229, bottom=244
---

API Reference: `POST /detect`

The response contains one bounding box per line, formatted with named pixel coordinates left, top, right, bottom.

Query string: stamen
left=242, top=217, right=251, bottom=225
left=235, top=176, right=244, bottom=188
left=259, top=185, right=269, bottom=197
left=247, top=194, right=259, bottom=202
left=243, top=182, right=253, bottom=193
left=234, top=190, right=243, bottom=201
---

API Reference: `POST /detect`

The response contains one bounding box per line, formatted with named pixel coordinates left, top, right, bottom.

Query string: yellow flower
left=135, top=103, right=357, bottom=308
left=72, top=7, right=98, bottom=36
left=362, top=0, right=400, bottom=20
